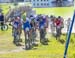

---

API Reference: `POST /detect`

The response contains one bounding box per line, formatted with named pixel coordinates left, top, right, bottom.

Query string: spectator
left=0, top=13, right=4, bottom=30
left=55, top=17, right=62, bottom=40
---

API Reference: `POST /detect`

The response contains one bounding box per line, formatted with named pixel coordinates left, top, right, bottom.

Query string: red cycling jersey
left=55, top=18, right=61, bottom=26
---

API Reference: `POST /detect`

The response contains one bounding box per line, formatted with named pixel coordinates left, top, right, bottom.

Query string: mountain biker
left=39, top=15, right=48, bottom=45
left=23, top=17, right=32, bottom=50
left=12, top=16, right=22, bottom=46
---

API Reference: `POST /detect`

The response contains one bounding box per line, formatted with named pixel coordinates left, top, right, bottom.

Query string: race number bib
left=13, top=24, right=18, bottom=28
left=45, top=23, right=47, bottom=27
left=41, top=25, right=44, bottom=29
left=25, top=27, right=29, bottom=32
left=57, top=26, right=60, bottom=29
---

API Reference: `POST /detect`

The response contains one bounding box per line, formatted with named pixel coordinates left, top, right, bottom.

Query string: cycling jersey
left=23, top=21, right=31, bottom=31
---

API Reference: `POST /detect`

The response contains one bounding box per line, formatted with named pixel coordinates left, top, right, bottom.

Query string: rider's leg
left=18, top=28, right=22, bottom=42
left=43, top=28, right=48, bottom=42
left=40, top=29, right=43, bottom=43
left=13, top=29, right=20, bottom=46
left=56, top=27, right=58, bottom=40
left=13, top=28, right=16, bottom=44
left=56, top=27, right=61, bottom=40
left=27, top=32, right=32, bottom=49
left=24, top=31, right=31, bottom=50
left=14, top=30, right=19, bottom=45
left=24, top=31, right=28, bottom=49
left=31, top=31, right=38, bottom=46
left=42, top=29, right=48, bottom=45
left=40, top=29, right=47, bottom=44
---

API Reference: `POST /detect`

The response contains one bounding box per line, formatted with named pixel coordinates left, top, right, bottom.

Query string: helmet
left=58, top=16, right=61, bottom=18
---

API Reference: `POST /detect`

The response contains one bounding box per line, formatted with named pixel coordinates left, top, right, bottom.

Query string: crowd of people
left=0, top=12, right=71, bottom=50
left=10, top=14, right=49, bottom=50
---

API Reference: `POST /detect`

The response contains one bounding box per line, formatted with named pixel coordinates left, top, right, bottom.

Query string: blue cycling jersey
left=14, top=21, right=19, bottom=25
left=23, top=21, right=31, bottom=31
left=39, top=20, right=45, bottom=29
left=13, top=21, right=19, bottom=28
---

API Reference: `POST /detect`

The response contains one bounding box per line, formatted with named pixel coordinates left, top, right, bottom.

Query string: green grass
left=0, top=4, right=10, bottom=14
left=33, top=7, right=74, bottom=19
left=0, top=29, right=17, bottom=51
left=0, top=28, right=75, bottom=58
left=0, top=3, right=16, bottom=15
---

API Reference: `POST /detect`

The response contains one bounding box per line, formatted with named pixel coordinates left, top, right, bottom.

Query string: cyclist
left=54, top=16, right=62, bottom=40
left=12, top=16, right=22, bottom=46
left=30, top=15, right=38, bottom=47
left=39, top=15, right=48, bottom=45
left=23, top=17, right=32, bottom=50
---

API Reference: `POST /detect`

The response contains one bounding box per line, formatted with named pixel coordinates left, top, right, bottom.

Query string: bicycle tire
left=2, top=24, right=8, bottom=31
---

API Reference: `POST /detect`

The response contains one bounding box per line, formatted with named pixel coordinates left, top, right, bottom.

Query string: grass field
left=0, top=4, right=10, bottom=14
left=0, top=28, right=75, bottom=58
left=34, top=7, right=74, bottom=19
left=0, top=3, right=75, bottom=58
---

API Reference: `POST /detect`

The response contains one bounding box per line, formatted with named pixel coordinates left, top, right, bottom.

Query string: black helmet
left=58, top=16, right=61, bottom=18
left=30, top=15, right=33, bottom=17
left=50, top=15, right=54, bottom=18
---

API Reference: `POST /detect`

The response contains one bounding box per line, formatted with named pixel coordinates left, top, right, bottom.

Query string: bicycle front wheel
left=2, top=24, right=8, bottom=31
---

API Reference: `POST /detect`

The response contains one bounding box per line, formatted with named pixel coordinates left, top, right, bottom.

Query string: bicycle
left=56, top=26, right=61, bottom=40
left=0, top=21, right=8, bottom=31
left=24, top=27, right=32, bottom=50
left=13, top=27, right=21, bottom=46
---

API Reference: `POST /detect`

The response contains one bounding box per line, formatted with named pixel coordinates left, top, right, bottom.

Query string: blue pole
left=64, top=11, right=75, bottom=58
